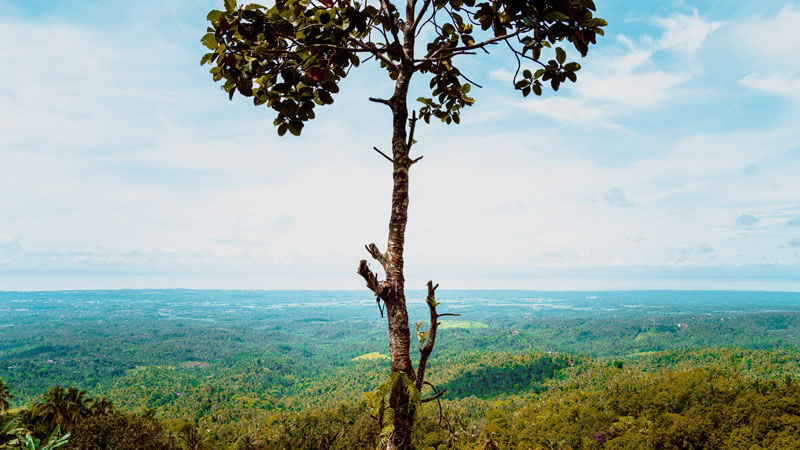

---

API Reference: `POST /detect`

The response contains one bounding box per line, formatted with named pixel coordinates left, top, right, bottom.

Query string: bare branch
left=407, top=110, right=418, bottom=151
left=346, top=36, right=399, bottom=72
left=456, top=70, right=483, bottom=89
left=428, top=30, right=524, bottom=60
left=416, top=280, right=446, bottom=391
left=379, top=0, right=402, bottom=46
left=373, top=146, right=394, bottom=163
left=411, top=0, right=433, bottom=35
left=369, top=97, right=392, bottom=107
left=410, top=155, right=423, bottom=165
left=357, top=259, right=380, bottom=293
left=357, top=260, right=391, bottom=301
left=422, top=388, right=447, bottom=403
left=366, top=243, right=389, bottom=270
left=414, top=51, right=476, bottom=65
left=415, top=6, right=436, bottom=38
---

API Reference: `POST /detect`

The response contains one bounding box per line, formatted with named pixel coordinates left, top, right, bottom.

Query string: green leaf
left=288, top=119, right=303, bottom=136
left=556, top=47, right=566, bottom=64
left=317, top=90, right=334, bottom=105
left=224, top=0, right=237, bottom=13
left=546, top=11, right=570, bottom=21
left=201, top=33, right=218, bottom=50
left=277, top=123, right=288, bottom=136
left=321, top=81, right=339, bottom=93
left=206, top=10, right=224, bottom=26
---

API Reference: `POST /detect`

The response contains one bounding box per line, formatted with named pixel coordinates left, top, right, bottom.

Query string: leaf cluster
left=202, top=0, right=374, bottom=135
left=202, top=0, right=606, bottom=135
left=416, top=0, right=605, bottom=122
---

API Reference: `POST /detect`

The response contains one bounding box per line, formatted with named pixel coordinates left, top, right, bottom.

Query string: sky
left=1, top=0, right=799, bottom=291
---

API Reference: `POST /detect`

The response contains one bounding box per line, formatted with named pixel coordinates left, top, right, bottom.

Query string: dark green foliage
left=441, top=354, right=570, bottom=399
left=201, top=0, right=605, bottom=133
left=66, top=412, right=180, bottom=450
left=33, top=386, right=93, bottom=432
left=4, top=349, right=800, bottom=449
left=4, top=291, right=800, bottom=447
left=0, top=378, right=12, bottom=412
left=255, top=403, right=378, bottom=449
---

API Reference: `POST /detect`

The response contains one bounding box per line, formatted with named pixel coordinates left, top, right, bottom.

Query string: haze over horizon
left=1, top=0, right=799, bottom=290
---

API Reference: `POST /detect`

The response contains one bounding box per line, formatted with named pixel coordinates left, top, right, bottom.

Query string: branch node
left=365, top=243, right=389, bottom=270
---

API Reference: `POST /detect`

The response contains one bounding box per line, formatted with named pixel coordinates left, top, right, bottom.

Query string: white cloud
left=0, top=234, right=22, bottom=253
left=739, top=73, right=800, bottom=101
left=2, top=2, right=800, bottom=289
left=576, top=69, right=688, bottom=108
left=488, top=69, right=514, bottom=82
left=655, top=9, right=723, bottom=56
left=731, top=5, right=800, bottom=71
left=515, top=97, right=611, bottom=127
left=515, top=9, right=719, bottom=125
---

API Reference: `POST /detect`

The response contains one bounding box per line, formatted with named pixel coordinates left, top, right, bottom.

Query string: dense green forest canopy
left=2, top=290, right=800, bottom=448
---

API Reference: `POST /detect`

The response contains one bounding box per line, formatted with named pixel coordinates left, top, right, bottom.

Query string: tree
left=34, top=386, right=91, bottom=432
left=68, top=412, right=180, bottom=450
left=0, top=378, right=13, bottom=412
left=201, top=0, right=605, bottom=447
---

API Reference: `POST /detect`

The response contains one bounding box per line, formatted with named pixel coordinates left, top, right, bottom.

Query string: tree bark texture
left=363, top=4, right=422, bottom=449
left=385, top=71, right=415, bottom=450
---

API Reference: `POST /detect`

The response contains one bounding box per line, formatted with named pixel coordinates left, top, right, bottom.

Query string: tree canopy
left=202, top=0, right=606, bottom=135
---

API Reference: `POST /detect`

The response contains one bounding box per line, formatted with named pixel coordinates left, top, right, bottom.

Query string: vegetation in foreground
left=3, top=290, right=800, bottom=447
left=3, top=347, right=800, bottom=449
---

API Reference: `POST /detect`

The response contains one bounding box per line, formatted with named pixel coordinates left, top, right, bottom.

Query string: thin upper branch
left=346, top=36, right=399, bottom=72
left=422, top=388, right=447, bottom=403
left=411, top=0, right=432, bottom=36
left=406, top=110, right=418, bottom=151
left=427, top=29, right=525, bottom=60
left=379, top=0, right=402, bottom=46
left=373, top=146, right=394, bottom=163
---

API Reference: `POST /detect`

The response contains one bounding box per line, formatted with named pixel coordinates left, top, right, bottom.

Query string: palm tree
left=0, top=378, right=13, bottom=412
left=176, top=421, right=212, bottom=450
left=89, top=396, right=114, bottom=416
left=34, top=386, right=92, bottom=431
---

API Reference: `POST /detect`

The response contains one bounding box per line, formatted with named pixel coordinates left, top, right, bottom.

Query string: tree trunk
left=385, top=71, right=416, bottom=450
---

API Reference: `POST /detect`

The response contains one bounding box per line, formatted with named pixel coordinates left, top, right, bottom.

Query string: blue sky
left=1, top=0, right=799, bottom=290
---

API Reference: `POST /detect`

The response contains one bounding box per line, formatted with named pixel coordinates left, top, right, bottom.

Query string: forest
left=2, top=289, right=800, bottom=448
